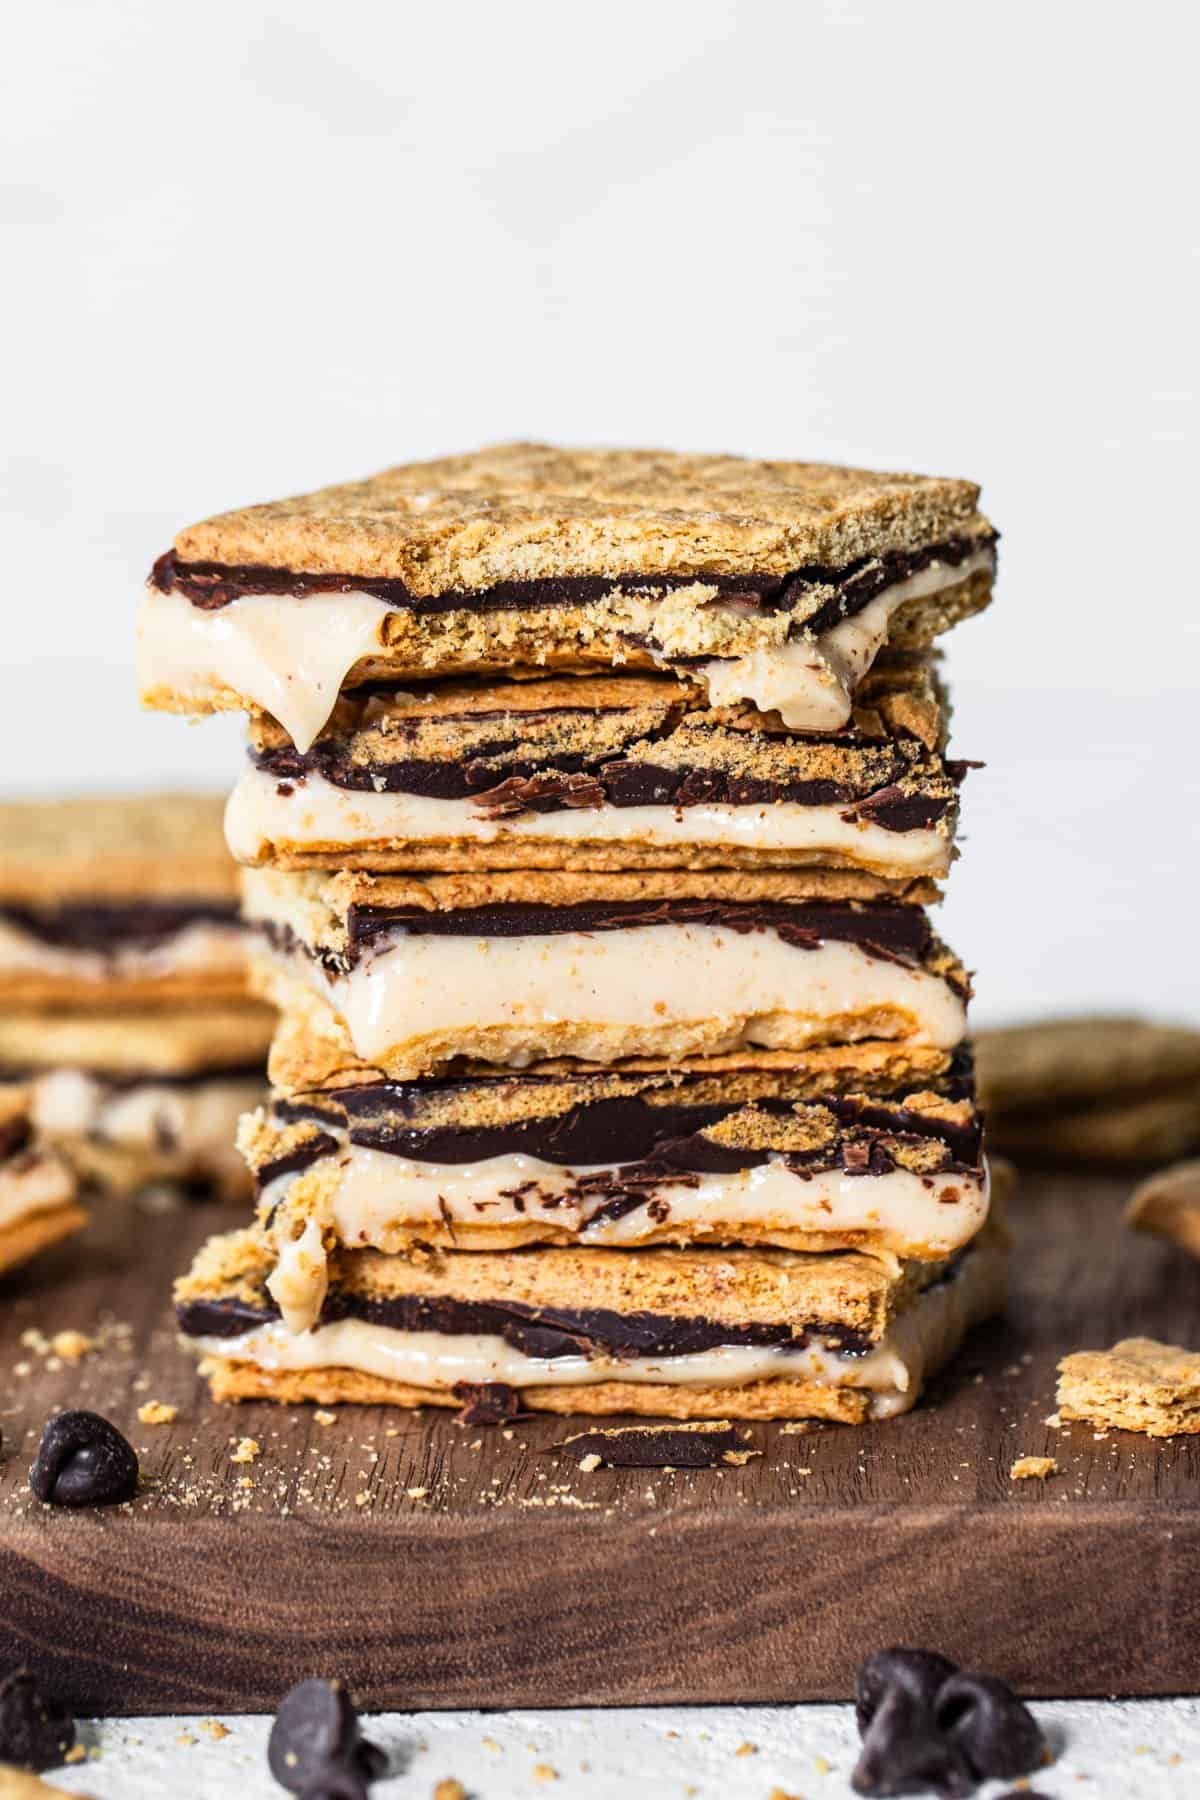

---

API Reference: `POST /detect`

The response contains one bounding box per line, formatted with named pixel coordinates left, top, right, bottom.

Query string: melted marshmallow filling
left=32, top=1070, right=262, bottom=1162
left=255, top=923, right=967, bottom=1070
left=225, top=767, right=952, bottom=875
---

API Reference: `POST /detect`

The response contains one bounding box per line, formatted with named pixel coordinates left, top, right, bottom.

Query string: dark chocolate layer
left=345, top=896, right=929, bottom=955
left=177, top=1287, right=878, bottom=1360
left=152, top=533, right=995, bottom=636
left=262, top=1062, right=982, bottom=1190
left=1, top=900, right=238, bottom=954
left=252, top=743, right=956, bottom=835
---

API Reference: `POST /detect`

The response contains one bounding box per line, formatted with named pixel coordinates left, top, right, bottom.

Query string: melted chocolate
left=260, top=1072, right=983, bottom=1192
left=177, top=1287, right=877, bottom=1360
left=343, top=896, right=938, bottom=966
left=251, top=740, right=956, bottom=834
left=152, top=533, right=995, bottom=637
left=1, top=900, right=237, bottom=954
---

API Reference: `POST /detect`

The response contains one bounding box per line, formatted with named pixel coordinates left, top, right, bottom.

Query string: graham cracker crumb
left=723, top=1449, right=760, bottom=1466
left=482, top=1737, right=501, bottom=1753
left=64, top=1745, right=87, bottom=1763
left=1011, top=1456, right=1058, bottom=1481
left=434, top=1783, right=467, bottom=1800
left=406, top=1486, right=430, bottom=1500
left=175, top=1732, right=197, bottom=1747
left=230, top=1437, right=260, bottom=1465
left=533, top=1766, right=559, bottom=1783
left=578, top=1453, right=602, bottom=1473
left=735, top=1739, right=758, bottom=1755
left=201, top=1720, right=229, bottom=1740
left=50, top=1329, right=95, bottom=1362
left=137, top=1401, right=178, bottom=1426
left=313, top=1409, right=337, bottom=1425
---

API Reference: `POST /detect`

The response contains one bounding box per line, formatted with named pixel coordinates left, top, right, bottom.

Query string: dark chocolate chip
left=855, top=1648, right=959, bottom=1735
left=29, top=1410, right=138, bottom=1508
left=935, top=1671, right=1045, bottom=1782
left=268, top=1678, right=384, bottom=1796
left=0, top=1667, right=76, bottom=1771
left=853, top=1649, right=972, bottom=1798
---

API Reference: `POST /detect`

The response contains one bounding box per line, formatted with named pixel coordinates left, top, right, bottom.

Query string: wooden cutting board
left=2, top=1168, right=1199, bottom=1714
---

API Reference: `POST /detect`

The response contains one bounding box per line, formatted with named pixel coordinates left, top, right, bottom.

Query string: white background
left=3, top=0, right=1198, bottom=1024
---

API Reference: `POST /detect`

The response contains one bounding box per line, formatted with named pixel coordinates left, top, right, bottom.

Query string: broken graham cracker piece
left=556, top=1422, right=756, bottom=1468
left=1126, top=1161, right=1200, bottom=1258
left=1010, top=1456, right=1058, bottom=1481
left=1057, top=1338, right=1200, bottom=1437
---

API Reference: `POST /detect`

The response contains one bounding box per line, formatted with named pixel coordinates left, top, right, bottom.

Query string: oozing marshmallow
left=138, top=550, right=991, bottom=750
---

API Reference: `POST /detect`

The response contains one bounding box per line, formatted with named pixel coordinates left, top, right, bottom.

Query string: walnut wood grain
left=1, top=1171, right=1199, bottom=1713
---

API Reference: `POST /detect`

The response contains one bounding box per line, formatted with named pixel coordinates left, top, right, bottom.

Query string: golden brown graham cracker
left=0, top=1203, right=88, bottom=1279
left=0, top=1002, right=275, bottom=1079
left=0, top=793, right=237, bottom=904
left=976, top=1016, right=1200, bottom=1115
left=1126, top=1161, right=1200, bottom=1258
left=200, top=1359, right=874, bottom=1423
left=179, top=1227, right=937, bottom=1340
left=1057, top=1337, right=1200, bottom=1437
left=172, top=442, right=992, bottom=590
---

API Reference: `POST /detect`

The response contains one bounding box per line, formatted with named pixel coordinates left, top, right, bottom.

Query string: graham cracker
left=1057, top=1337, right=1200, bottom=1437
left=0, top=793, right=236, bottom=903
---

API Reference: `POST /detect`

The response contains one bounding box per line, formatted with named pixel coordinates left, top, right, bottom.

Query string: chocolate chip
left=853, top=1649, right=972, bottom=1798
left=29, top=1410, right=138, bottom=1508
left=855, top=1647, right=958, bottom=1732
left=268, top=1679, right=385, bottom=1796
left=936, top=1671, right=1045, bottom=1782
left=0, top=1667, right=76, bottom=1771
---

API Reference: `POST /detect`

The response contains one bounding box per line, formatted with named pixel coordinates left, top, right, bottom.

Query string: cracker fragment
left=1126, top=1161, right=1200, bottom=1258
left=1010, top=1456, right=1058, bottom=1481
left=1057, top=1337, right=1200, bottom=1437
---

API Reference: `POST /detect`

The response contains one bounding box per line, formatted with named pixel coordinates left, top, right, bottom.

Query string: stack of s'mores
left=0, top=795, right=274, bottom=1274
left=141, top=444, right=1006, bottom=1422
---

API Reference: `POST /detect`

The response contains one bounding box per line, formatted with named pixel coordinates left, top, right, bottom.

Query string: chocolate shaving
left=472, top=770, right=606, bottom=818
left=557, top=1422, right=754, bottom=1468
left=452, top=1381, right=520, bottom=1425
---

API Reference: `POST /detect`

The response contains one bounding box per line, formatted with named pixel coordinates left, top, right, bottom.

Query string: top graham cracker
left=172, top=442, right=990, bottom=593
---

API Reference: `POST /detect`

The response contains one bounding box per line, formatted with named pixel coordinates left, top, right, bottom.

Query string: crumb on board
left=734, top=1739, right=758, bottom=1755
left=313, top=1409, right=337, bottom=1425
left=50, top=1329, right=96, bottom=1362
left=200, top=1719, right=229, bottom=1740
left=533, top=1765, right=559, bottom=1782
left=433, top=1781, right=467, bottom=1800
left=230, top=1437, right=260, bottom=1465
left=1011, top=1456, right=1059, bottom=1481
left=578, top=1453, right=602, bottom=1473
left=137, top=1401, right=178, bottom=1426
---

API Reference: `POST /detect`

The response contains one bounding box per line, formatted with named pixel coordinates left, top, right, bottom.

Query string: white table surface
left=39, top=1699, right=1200, bottom=1795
